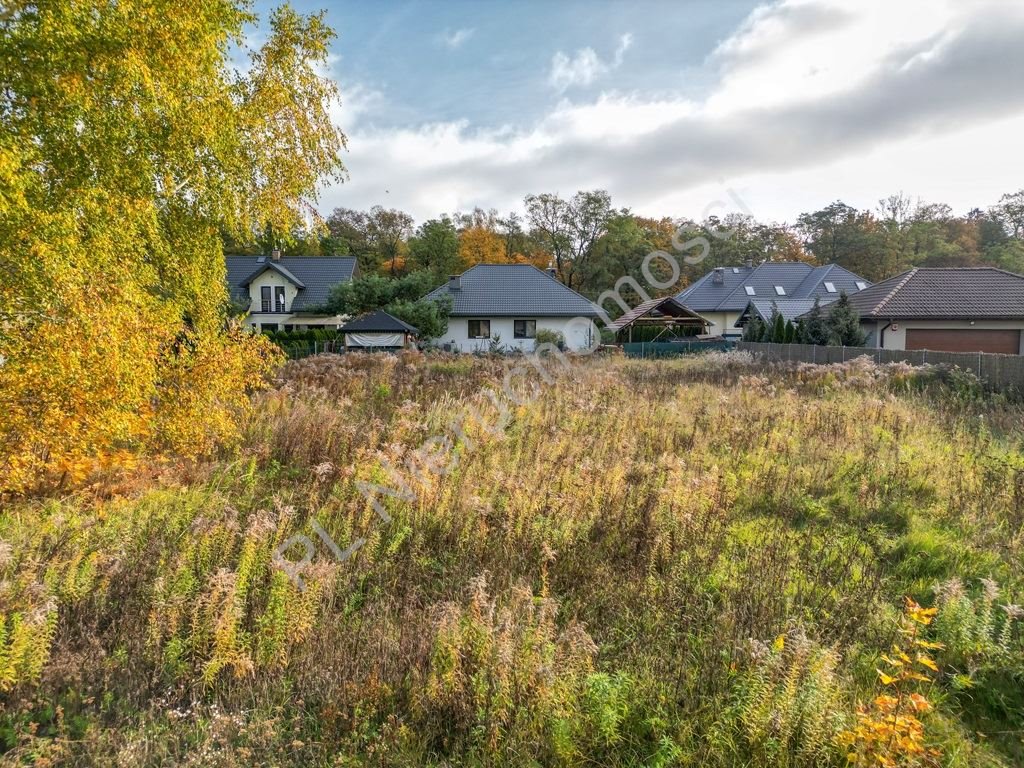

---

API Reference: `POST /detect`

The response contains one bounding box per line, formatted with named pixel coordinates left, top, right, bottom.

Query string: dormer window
left=744, top=286, right=755, bottom=296
left=260, top=285, right=287, bottom=312
left=774, top=286, right=786, bottom=296
left=824, top=282, right=836, bottom=293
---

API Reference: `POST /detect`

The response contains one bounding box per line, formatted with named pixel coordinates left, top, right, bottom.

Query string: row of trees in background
left=233, top=189, right=1024, bottom=299
left=742, top=294, right=867, bottom=347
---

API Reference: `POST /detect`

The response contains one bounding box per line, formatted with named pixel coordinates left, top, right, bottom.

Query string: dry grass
left=1, top=352, right=1021, bottom=766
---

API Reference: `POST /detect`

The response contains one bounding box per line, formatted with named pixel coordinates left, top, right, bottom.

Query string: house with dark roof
left=339, top=310, right=418, bottom=350
left=423, top=264, right=601, bottom=352
left=676, top=261, right=870, bottom=338
left=826, top=267, right=1024, bottom=354
left=225, top=251, right=360, bottom=331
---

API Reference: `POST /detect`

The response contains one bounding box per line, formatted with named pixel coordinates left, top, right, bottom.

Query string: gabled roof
left=239, top=260, right=305, bottom=289
left=605, top=296, right=708, bottom=332
left=340, top=310, right=419, bottom=334
left=424, top=264, right=600, bottom=317
left=735, top=298, right=824, bottom=326
left=838, top=267, right=1024, bottom=320
left=794, top=264, right=870, bottom=299
left=225, top=255, right=359, bottom=312
left=676, top=261, right=870, bottom=312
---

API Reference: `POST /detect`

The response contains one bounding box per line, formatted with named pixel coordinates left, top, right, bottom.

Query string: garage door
left=905, top=329, right=1021, bottom=354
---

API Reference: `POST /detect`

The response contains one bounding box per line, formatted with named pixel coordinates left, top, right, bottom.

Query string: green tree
left=826, top=291, right=867, bottom=346
left=801, top=297, right=831, bottom=345
left=409, top=217, right=460, bottom=276
left=324, top=207, right=372, bottom=261
left=743, top=316, right=766, bottom=342
left=797, top=201, right=885, bottom=280
left=324, top=271, right=440, bottom=316
left=387, top=296, right=452, bottom=340
left=525, top=190, right=612, bottom=290
left=769, top=307, right=786, bottom=343
left=0, top=1, right=344, bottom=492
left=784, top=319, right=796, bottom=343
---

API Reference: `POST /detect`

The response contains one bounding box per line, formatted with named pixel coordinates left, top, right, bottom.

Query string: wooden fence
left=736, top=341, right=1024, bottom=392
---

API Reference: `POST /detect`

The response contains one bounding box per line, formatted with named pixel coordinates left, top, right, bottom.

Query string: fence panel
left=736, top=341, right=1024, bottom=393
left=622, top=340, right=732, bottom=359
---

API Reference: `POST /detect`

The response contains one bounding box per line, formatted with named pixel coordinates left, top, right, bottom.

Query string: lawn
left=1, top=352, right=1022, bottom=767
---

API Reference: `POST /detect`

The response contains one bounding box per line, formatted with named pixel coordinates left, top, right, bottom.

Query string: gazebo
left=606, top=296, right=710, bottom=343
left=339, top=310, right=419, bottom=351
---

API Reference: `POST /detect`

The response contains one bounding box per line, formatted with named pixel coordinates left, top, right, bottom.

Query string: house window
left=514, top=319, right=536, bottom=339
left=468, top=319, right=490, bottom=339
left=824, top=282, right=837, bottom=293
left=744, top=286, right=756, bottom=296
left=260, top=286, right=272, bottom=312
left=274, top=286, right=286, bottom=312
left=774, top=286, right=786, bottom=296
left=855, top=281, right=867, bottom=290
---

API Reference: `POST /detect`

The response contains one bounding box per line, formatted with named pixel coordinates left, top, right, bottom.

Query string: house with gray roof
left=735, top=299, right=821, bottom=328
left=676, top=261, right=870, bottom=338
left=225, top=251, right=359, bottom=331
left=825, top=267, right=1024, bottom=354
left=423, top=264, right=601, bottom=352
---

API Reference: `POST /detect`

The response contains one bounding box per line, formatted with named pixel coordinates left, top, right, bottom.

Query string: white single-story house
left=423, top=264, right=601, bottom=353
left=340, top=310, right=418, bottom=351
left=225, top=251, right=359, bottom=331
left=834, top=267, right=1024, bottom=354
left=676, top=261, right=871, bottom=338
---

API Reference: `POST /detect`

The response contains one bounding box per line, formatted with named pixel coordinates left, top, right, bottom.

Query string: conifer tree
left=770, top=307, right=786, bottom=343
left=803, top=297, right=831, bottom=345
left=826, top=291, right=868, bottom=346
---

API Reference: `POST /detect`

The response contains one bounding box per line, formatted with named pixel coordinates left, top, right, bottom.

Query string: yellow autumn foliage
left=0, top=1, right=344, bottom=493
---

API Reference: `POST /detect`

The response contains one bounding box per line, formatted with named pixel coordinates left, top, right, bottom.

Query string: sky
left=255, top=0, right=1024, bottom=226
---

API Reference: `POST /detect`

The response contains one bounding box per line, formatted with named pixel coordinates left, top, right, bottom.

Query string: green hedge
left=262, top=328, right=343, bottom=343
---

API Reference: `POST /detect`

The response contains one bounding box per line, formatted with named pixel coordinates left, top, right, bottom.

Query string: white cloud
left=548, top=33, right=633, bottom=92
left=322, top=1, right=1024, bottom=223
left=439, top=28, right=474, bottom=49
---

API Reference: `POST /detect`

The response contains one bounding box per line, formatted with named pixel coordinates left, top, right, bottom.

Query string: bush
left=535, top=328, right=566, bottom=352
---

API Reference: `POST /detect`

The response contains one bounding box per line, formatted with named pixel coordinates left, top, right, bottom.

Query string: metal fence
left=622, top=339, right=733, bottom=359
left=736, top=341, right=1024, bottom=391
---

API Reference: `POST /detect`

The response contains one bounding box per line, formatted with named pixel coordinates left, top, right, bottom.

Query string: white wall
left=434, top=317, right=598, bottom=353
left=699, top=311, right=742, bottom=337
left=863, top=319, right=1024, bottom=353
left=242, top=270, right=343, bottom=330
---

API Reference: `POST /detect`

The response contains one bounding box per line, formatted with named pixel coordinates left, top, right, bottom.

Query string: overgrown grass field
left=1, top=352, right=1022, bottom=766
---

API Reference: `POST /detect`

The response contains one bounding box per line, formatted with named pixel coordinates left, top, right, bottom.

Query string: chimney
left=712, top=267, right=725, bottom=284
left=744, top=257, right=754, bottom=269
left=547, top=267, right=557, bottom=278
left=448, top=274, right=461, bottom=291
left=271, top=248, right=281, bottom=262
